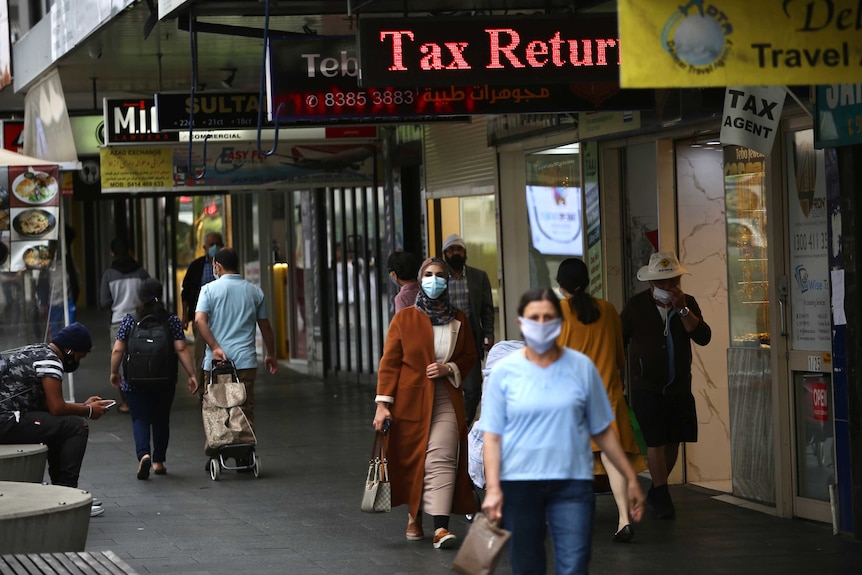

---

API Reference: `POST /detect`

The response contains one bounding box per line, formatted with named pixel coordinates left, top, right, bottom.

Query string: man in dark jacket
left=441, top=234, right=494, bottom=426
left=181, top=232, right=224, bottom=384
left=621, top=251, right=711, bottom=520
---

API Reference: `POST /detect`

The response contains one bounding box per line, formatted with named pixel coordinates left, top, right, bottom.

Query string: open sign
left=811, top=381, right=828, bottom=422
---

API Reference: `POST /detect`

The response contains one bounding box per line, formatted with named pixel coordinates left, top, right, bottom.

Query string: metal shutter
left=423, top=118, right=497, bottom=199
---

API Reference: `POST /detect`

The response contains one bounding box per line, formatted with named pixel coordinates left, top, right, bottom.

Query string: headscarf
left=414, top=257, right=457, bottom=325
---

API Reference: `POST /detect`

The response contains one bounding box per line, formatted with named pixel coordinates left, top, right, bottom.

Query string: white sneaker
left=92, top=498, right=102, bottom=506
left=90, top=505, right=105, bottom=517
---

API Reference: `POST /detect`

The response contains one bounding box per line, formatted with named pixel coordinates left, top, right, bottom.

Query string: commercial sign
left=816, top=84, right=862, bottom=148
left=99, top=147, right=173, bottom=189
left=719, top=86, right=786, bottom=155
left=583, top=141, right=603, bottom=298
left=155, top=92, right=262, bottom=131
left=619, top=0, right=862, bottom=87
left=270, top=35, right=649, bottom=122
left=103, top=98, right=179, bottom=145
left=358, top=15, right=620, bottom=87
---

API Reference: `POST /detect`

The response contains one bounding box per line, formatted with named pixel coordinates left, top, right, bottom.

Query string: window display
left=724, top=145, right=769, bottom=347
left=524, top=143, right=583, bottom=288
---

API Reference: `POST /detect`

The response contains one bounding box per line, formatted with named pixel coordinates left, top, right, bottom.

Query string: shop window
left=723, top=146, right=769, bottom=347
left=524, top=143, right=583, bottom=288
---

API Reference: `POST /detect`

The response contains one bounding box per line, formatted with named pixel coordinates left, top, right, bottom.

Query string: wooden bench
left=0, top=482, right=91, bottom=554
left=0, top=444, right=48, bottom=483
left=0, top=551, right=138, bottom=574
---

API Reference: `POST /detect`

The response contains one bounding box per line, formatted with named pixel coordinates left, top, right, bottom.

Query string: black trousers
left=0, top=411, right=89, bottom=488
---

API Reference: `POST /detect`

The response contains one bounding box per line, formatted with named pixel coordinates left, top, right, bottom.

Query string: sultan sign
left=357, top=15, right=620, bottom=87
left=619, top=0, right=862, bottom=88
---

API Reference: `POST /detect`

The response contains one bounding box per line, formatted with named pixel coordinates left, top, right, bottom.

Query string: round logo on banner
left=661, top=1, right=732, bottom=73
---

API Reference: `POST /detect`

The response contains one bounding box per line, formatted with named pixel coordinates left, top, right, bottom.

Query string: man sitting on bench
left=0, top=323, right=113, bottom=515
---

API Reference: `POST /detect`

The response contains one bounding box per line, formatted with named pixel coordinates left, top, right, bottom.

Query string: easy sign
left=357, top=15, right=621, bottom=87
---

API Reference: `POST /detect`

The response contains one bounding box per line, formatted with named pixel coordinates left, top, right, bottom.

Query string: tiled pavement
left=54, top=312, right=862, bottom=574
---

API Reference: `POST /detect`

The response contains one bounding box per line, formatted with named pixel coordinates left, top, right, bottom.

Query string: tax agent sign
left=356, top=15, right=621, bottom=87
left=269, top=33, right=650, bottom=121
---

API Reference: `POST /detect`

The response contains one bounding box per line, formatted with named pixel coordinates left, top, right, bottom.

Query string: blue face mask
left=421, top=276, right=448, bottom=299
left=207, top=245, right=219, bottom=258
left=519, top=317, right=562, bottom=354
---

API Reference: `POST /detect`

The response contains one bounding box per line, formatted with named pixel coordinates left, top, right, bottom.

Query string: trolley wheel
left=209, top=458, right=220, bottom=481
left=253, top=456, right=261, bottom=478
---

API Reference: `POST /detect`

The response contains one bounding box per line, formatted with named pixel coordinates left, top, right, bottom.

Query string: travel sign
left=357, top=15, right=620, bottom=87
left=619, top=0, right=862, bottom=88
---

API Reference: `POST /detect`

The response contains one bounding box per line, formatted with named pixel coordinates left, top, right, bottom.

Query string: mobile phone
left=381, top=418, right=391, bottom=436
left=104, top=401, right=117, bottom=409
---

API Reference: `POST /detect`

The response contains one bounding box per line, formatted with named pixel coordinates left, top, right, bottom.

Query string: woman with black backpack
left=110, top=278, right=199, bottom=479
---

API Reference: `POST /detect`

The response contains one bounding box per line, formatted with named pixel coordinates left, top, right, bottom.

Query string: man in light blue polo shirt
left=194, top=247, right=278, bottom=427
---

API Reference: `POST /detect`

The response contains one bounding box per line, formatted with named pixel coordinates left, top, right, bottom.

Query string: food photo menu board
left=0, top=165, right=61, bottom=272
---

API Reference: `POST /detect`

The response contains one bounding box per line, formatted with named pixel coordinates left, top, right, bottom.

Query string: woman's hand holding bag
left=451, top=512, right=511, bottom=575
left=361, top=419, right=391, bottom=513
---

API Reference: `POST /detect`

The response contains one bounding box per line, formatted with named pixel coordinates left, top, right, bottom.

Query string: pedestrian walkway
left=59, top=313, right=862, bottom=574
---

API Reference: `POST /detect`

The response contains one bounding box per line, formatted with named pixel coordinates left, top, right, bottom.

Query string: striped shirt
left=0, top=344, right=64, bottom=427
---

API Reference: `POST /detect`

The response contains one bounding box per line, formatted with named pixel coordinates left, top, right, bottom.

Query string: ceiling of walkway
left=2, top=0, right=613, bottom=112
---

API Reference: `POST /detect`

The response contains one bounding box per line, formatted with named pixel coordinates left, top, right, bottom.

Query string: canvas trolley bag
left=201, top=359, right=256, bottom=455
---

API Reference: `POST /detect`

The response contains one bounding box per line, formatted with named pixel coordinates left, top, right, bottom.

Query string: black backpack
left=122, top=315, right=178, bottom=390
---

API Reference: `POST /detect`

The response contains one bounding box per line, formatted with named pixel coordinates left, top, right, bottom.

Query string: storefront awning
left=23, top=68, right=79, bottom=169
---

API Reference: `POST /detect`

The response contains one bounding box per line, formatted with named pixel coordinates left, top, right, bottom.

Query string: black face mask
left=62, top=350, right=80, bottom=373
left=445, top=254, right=466, bottom=271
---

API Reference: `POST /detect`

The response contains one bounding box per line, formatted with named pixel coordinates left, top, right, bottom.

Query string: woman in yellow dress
left=556, top=258, right=646, bottom=543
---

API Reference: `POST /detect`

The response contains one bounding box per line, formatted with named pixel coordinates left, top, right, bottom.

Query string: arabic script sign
left=99, top=148, right=173, bottom=189
left=357, top=15, right=620, bottom=87
left=619, top=0, right=862, bottom=87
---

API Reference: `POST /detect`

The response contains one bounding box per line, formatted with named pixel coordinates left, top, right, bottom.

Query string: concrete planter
left=0, top=444, right=48, bottom=483
left=0, top=482, right=91, bottom=553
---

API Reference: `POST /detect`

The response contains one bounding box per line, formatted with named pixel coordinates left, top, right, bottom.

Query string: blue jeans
left=125, top=385, right=177, bottom=462
left=501, top=479, right=595, bottom=575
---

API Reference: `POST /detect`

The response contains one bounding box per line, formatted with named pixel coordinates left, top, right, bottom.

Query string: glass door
left=782, top=126, right=834, bottom=522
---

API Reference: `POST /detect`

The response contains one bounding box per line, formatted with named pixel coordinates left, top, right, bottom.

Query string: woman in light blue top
left=479, top=288, right=645, bottom=575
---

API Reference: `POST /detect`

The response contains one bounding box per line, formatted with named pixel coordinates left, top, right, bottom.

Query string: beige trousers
left=422, top=380, right=459, bottom=516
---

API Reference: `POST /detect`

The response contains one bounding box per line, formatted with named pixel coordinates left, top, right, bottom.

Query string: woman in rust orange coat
left=373, top=257, right=478, bottom=549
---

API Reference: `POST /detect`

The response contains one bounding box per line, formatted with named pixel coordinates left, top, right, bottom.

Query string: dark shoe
left=653, top=485, right=676, bottom=519
left=613, top=524, right=634, bottom=543
left=137, top=455, right=151, bottom=480
left=153, top=464, right=167, bottom=475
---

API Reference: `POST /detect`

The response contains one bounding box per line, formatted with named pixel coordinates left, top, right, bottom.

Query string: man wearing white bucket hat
left=620, top=251, right=711, bottom=520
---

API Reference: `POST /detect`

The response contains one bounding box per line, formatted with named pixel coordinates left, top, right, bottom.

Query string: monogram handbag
left=360, top=426, right=391, bottom=513
left=451, top=513, right=511, bottom=575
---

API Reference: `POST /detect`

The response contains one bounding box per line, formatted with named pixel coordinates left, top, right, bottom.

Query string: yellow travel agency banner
left=619, top=0, right=862, bottom=87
